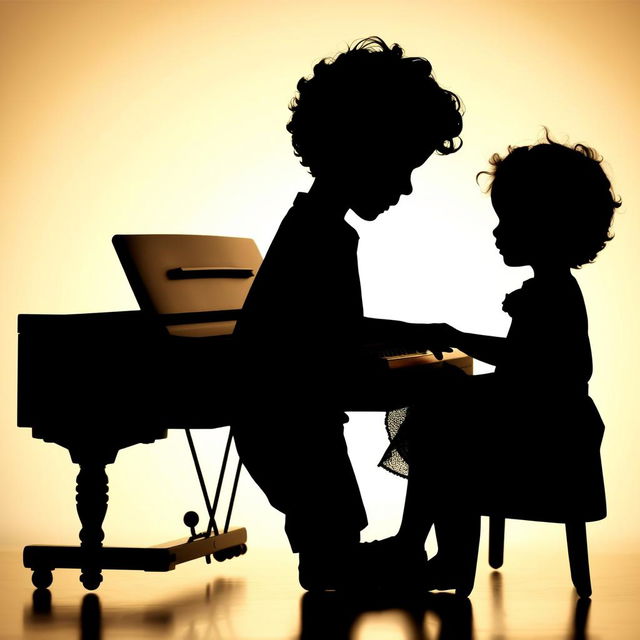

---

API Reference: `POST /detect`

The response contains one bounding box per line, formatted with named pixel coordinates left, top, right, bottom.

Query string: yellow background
left=1, top=0, right=638, bottom=556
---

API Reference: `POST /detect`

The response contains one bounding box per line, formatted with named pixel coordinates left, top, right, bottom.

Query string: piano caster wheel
left=80, top=569, right=103, bottom=591
left=32, top=569, right=53, bottom=589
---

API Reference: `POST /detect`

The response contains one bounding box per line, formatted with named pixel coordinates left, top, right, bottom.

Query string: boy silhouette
left=232, top=37, right=464, bottom=590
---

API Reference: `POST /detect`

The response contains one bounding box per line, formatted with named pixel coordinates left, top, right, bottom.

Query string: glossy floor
left=1, top=545, right=639, bottom=639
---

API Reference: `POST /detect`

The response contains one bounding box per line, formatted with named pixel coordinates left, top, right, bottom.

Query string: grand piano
left=18, top=235, right=263, bottom=590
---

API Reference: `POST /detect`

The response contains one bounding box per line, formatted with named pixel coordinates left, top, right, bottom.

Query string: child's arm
left=449, top=329, right=506, bottom=366
left=361, top=318, right=506, bottom=365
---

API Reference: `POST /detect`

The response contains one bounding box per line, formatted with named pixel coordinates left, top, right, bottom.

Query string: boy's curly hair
left=481, top=131, right=621, bottom=268
left=287, top=37, right=463, bottom=176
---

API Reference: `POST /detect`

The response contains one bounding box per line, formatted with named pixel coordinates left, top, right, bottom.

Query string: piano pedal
left=183, top=510, right=206, bottom=543
left=213, top=543, right=247, bottom=562
left=182, top=510, right=247, bottom=564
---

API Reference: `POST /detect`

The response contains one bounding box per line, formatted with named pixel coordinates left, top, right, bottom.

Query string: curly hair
left=480, top=131, right=621, bottom=268
left=286, top=37, right=463, bottom=176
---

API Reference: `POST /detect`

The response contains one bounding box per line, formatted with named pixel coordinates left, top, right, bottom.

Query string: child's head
left=482, top=132, right=620, bottom=269
left=287, top=37, right=463, bottom=220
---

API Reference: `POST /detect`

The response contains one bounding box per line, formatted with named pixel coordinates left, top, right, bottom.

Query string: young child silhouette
left=232, top=36, right=464, bottom=590
left=380, top=132, right=618, bottom=593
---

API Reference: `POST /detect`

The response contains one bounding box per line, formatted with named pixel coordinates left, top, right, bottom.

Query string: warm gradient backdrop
left=1, top=0, right=638, bottom=557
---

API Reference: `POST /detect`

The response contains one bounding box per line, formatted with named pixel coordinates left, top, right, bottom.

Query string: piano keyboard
left=379, top=347, right=473, bottom=374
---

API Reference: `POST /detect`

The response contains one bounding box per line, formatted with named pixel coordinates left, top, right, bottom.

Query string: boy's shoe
left=298, top=543, right=395, bottom=592
left=298, top=538, right=462, bottom=593
left=298, top=546, right=365, bottom=591
left=298, top=550, right=342, bottom=591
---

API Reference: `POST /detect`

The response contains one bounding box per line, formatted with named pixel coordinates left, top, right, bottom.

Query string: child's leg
left=397, top=463, right=436, bottom=548
left=394, top=395, right=458, bottom=549
left=433, top=512, right=481, bottom=589
left=392, top=464, right=481, bottom=591
left=394, top=379, right=482, bottom=586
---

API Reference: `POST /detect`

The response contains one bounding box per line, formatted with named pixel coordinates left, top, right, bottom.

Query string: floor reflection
left=572, top=598, right=591, bottom=640
left=9, top=548, right=640, bottom=639
left=488, top=568, right=591, bottom=640
left=299, top=590, right=473, bottom=640
left=23, top=579, right=593, bottom=640
left=79, top=594, right=101, bottom=640
left=297, top=571, right=592, bottom=640
left=23, top=578, right=246, bottom=640
left=489, top=571, right=505, bottom=639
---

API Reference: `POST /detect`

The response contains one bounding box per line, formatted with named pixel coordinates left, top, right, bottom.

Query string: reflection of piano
left=18, top=235, right=263, bottom=590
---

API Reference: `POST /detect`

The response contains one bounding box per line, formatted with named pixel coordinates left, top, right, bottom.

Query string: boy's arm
left=361, top=317, right=452, bottom=357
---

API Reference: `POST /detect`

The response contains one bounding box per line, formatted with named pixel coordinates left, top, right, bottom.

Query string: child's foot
left=424, top=554, right=459, bottom=591
left=358, top=539, right=464, bottom=593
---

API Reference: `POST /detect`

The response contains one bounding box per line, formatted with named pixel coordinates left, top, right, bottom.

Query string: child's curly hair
left=287, top=37, right=463, bottom=176
left=481, top=131, right=621, bottom=268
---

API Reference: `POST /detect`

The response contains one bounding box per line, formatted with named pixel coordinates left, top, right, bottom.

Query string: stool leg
left=489, top=516, right=505, bottom=569
left=566, top=522, right=592, bottom=598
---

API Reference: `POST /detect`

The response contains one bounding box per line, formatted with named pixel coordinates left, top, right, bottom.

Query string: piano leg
left=76, top=462, right=109, bottom=590
left=23, top=446, right=248, bottom=591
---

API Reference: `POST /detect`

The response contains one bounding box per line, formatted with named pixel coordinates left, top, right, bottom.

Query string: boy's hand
left=424, top=323, right=455, bottom=360
left=408, top=322, right=457, bottom=360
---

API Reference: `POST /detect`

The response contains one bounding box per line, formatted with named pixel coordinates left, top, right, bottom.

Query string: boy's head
left=287, top=37, right=463, bottom=220
left=483, top=132, right=620, bottom=269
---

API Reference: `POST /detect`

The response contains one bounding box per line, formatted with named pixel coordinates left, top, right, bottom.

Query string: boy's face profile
left=340, top=142, right=435, bottom=221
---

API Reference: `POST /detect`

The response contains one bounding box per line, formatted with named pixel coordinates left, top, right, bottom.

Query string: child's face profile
left=491, top=179, right=542, bottom=268
left=345, top=144, right=435, bottom=221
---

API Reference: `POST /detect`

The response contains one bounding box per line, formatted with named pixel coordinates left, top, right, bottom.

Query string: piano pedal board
left=23, top=526, right=247, bottom=590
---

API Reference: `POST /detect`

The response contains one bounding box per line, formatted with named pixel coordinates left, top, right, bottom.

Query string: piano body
left=18, top=235, right=263, bottom=590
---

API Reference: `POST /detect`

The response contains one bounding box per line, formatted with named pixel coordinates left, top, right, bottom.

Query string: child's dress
left=381, top=273, right=607, bottom=523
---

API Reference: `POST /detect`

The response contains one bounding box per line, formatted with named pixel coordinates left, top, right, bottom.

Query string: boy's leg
left=233, top=417, right=367, bottom=554
left=234, top=415, right=369, bottom=590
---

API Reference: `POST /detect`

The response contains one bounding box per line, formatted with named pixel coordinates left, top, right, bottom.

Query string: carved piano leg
left=76, top=463, right=109, bottom=590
